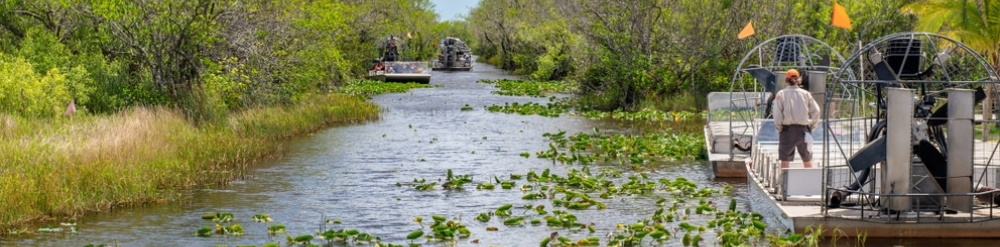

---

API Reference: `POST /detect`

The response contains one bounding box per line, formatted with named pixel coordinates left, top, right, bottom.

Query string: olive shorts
left=779, top=125, right=812, bottom=162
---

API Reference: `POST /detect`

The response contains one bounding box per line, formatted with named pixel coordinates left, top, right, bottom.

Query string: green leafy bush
left=0, top=56, right=92, bottom=117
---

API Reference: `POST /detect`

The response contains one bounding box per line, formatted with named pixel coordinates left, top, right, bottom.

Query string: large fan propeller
left=830, top=46, right=981, bottom=208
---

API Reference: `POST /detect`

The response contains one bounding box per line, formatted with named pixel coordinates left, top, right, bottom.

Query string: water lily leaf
left=406, top=230, right=424, bottom=240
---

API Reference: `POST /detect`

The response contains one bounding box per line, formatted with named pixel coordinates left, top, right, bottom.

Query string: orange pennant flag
left=737, top=21, right=755, bottom=39
left=831, top=2, right=852, bottom=30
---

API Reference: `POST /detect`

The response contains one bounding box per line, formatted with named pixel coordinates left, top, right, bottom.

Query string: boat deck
left=745, top=133, right=1000, bottom=237
left=705, top=121, right=755, bottom=177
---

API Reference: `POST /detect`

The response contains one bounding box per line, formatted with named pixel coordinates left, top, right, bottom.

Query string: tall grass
left=0, top=94, right=378, bottom=229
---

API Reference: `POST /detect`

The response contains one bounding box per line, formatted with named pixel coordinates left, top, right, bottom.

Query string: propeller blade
left=746, top=66, right=777, bottom=94
left=819, top=54, right=831, bottom=67
left=927, top=87, right=986, bottom=126
left=915, top=139, right=948, bottom=191
left=872, top=60, right=898, bottom=81
left=847, top=135, right=887, bottom=171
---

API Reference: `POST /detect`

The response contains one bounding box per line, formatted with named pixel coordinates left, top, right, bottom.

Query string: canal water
left=4, top=62, right=741, bottom=246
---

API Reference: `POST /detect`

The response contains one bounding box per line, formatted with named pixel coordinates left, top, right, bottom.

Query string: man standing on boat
left=773, top=69, right=820, bottom=168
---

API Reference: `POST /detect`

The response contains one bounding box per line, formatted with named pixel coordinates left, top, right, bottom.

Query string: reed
left=0, top=94, right=378, bottom=229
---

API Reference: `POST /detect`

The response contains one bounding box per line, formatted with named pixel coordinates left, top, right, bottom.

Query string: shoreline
left=0, top=93, right=380, bottom=231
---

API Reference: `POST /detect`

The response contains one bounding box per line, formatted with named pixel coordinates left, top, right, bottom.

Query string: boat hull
left=431, top=67, right=472, bottom=71
left=367, top=73, right=431, bottom=84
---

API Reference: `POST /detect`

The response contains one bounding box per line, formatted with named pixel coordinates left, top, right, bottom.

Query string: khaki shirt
left=773, top=85, right=820, bottom=132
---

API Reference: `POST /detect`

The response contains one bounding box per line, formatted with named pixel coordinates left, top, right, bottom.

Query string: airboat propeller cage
left=720, top=35, right=847, bottom=157
left=828, top=32, right=1000, bottom=213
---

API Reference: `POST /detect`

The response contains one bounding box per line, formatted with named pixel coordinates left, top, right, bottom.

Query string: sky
left=429, top=0, right=480, bottom=21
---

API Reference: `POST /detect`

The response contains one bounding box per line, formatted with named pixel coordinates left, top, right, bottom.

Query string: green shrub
left=0, top=56, right=93, bottom=117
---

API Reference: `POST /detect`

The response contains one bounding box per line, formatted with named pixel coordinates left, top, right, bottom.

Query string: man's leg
left=797, top=128, right=813, bottom=168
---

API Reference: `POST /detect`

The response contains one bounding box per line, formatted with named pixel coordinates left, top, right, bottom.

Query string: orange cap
left=785, top=69, right=800, bottom=79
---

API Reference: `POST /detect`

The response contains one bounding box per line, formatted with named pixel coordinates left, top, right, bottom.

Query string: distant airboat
left=431, top=37, right=473, bottom=71
left=368, top=35, right=432, bottom=84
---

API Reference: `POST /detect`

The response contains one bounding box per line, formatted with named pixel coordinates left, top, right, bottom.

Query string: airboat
left=431, top=37, right=473, bottom=71
left=707, top=32, right=1000, bottom=237
left=368, top=35, right=432, bottom=84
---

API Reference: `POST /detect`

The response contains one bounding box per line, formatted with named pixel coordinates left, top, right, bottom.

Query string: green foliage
left=469, top=0, right=916, bottom=110
left=0, top=56, right=92, bottom=117
left=0, top=0, right=442, bottom=119
left=16, top=28, right=71, bottom=73
left=903, top=0, right=1000, bottom=73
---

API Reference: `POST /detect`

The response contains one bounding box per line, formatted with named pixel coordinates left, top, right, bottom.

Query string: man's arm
left=807, top=94, right=821, bottom=131
left=773, top=92, right=784, bottom=132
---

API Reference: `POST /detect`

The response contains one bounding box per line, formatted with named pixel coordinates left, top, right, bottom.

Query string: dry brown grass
left=0, top=94, right=378, bottom=230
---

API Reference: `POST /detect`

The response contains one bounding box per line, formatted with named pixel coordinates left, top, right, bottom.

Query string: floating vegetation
left=219, top=224, right=245, bottom=236
left=400, top=169, right=473, bottom=191
left=494, top=204, right=514, bottom=217
left=406, top=230, right=423, bottom=240
left=336, top=79, right=435, bottom=98
left=287, top=234, right=314, bottom=245
left=461, top=104, right=474, bottom=111
left=585, top=108, right=706, bottom=133
left=407, top=214, right=471, bottom=242
left=202, top=212, right=235, bottom=222
left=536, top=129, right=706, bottom=165
left=475, top=183, right=495, bottom=189
left=475, top=213, right=491, bottom=222
left=196, top=212, right=247, bottom=237
left=37, top=225, right=62, bottom=233
left=478, top=79, right=577, bottom=97
left=267, top=224, right=286, bottom=234
left=182, top=170, right=801, bottom=247
left=196, top=227, right=212, bottom=237
left=253, top=214, right=272, bottom=222
left=581, top=107, right=700, bottom=122
left=486, top=101, right=571, bottom=117
left=317, top=228, right=382, bottom=245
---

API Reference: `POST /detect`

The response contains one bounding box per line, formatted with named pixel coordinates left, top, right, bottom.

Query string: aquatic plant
left=288, top=234, right=314, bottom=245
left=461, top=104, right=474, bottom=111
left=475, top=213, right=491, bottom=222
left=536, top=129, right=706, bottom=165
left=486, top=101, right=571, bottom=117
left=478, top=79, right=577, bottom=97
left=253, top=214, right=272, bottom=222
left=406, top=230, right=423, bottom=240
left=581, top=107, right=700, bottom=122
left=203, top=212, right=235, bottom=222
left=267, top=225, right=286, bottom=234
left=411, top=214, right=471, bottom=241
left=401, top=170, right=473, bottom=191
left=225, top=224, right=245, bottom=236
left=318, top=228, right=382, bottom=245
left=336, top=79, right=435, bottom=98
left=196, top=227, right=212, bottom=237
left=443, top=169, right=473, bottom=189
